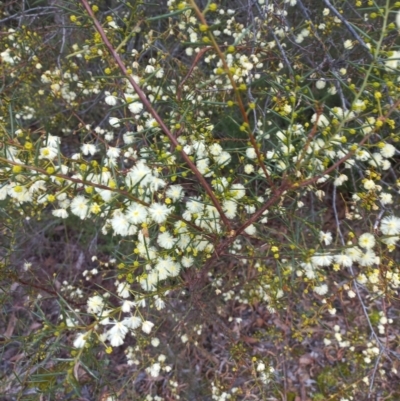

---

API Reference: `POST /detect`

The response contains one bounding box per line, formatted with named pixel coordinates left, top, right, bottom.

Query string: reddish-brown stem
left=192, top=179, right=292, bottom=289
left=80, top=0, right=232, bottom=232
left=177, top=46, right=212, bottom=102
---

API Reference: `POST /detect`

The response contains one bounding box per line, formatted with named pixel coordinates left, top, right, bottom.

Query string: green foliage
left=1, top=0, right=400, bottom=400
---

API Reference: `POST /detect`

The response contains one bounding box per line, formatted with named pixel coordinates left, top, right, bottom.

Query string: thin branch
left=194, top=179, right=291, bottom=288
left=322, top=0, right=373, bottom=59
left=0, top=6, right=59, bottom=24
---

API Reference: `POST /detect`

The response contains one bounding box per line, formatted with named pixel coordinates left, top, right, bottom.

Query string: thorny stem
left=80, top=0, right=232, bottom=232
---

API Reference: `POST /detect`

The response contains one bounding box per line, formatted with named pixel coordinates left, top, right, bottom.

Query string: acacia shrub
left=1, top=0, right=400, bottom=400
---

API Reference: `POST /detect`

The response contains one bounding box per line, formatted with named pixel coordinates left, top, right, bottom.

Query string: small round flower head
left=108, top=321, right=129, bottom=347
left=319, top=231, right=333, bottom=246
left=109, top=117, right=121, bottom=127
left=46, top=134, right=60, bottom=148
left=155, top=68, right=164, bottom=78
left=81, top=144, right=97, bottom=156
left=166, top=260, right=181, bottom=277
left=346, top=246, right=362, bottom=262
left=311, top=113, right=329, bottom=127
left=358, top=249, right=377, bottom=267
left=344, top=39, right=353, bottom=50
left=181, top=256, right=194, bottom=268
left=358, top=233, right=375, bottom=249
left=39, top=146, right=58, bottom=160
left=363, top=179, right=375, bottom=191
left=223, top=200, right=237, bottom=219
left=145, top=65, right=155, bottom=74
left=334, top=174, right=348, bottom=186
left=379, top=193, right=393, bottom=205
left=147, top=362, right=161, bottom=377
left=154, top=297, right=165, bottom=310
left=230, top=183, right=246, bottom=199
left=157, top=231, right=176, bottom=249
left=123, top=315, right=142, bottom=329
left=121, top=300, right=134, bottom=313
left=316, top=78, right=326, bottom=89
left=246, top=147, right=257, bottom=159
left=214, top=151, right=231, bottom=166
left=70, top=195, right=89, bottom=219
left=380, top=143, right=396, bottom=158
left=311, top=253, right=333, bottom=267
left=73, top=333, right=88, bottom=348
left=128, top=101, right=143, bottom=114
left=116, top=282, right=131, bottom=298
left=107, top=147, right=121, bottom=159
left=334, top=253, right=353, bottom=267
left=111, top=214, right=130, bottom=236
left=87, top=295, right=104, bottom=314
left=52, top=209, right=69, bottom=218
left=105, top=94, right=117, bottom=106
left=126, top=203, right=148, bottom=224
left=244, top=224, right=256, bottom=235
left=149, top=203, right=171, bottom=224
left=142, top=320, right=154, bottom=334
left=381, top=216, right=400, bottom=236
left=244, top=164, right=254, bottom=174
left=368, top=153, right=383, bottom=168
left=166, top=185, right=184, bottom=202
left=209, top=143, right=223, bottom=156
left=314, top=284, right=328, bottom=296
left=151, top=337, right=160, bottom=347
left=155, top=258, right=170, bottom=281
left=257, top=362, right=266, bottom=372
